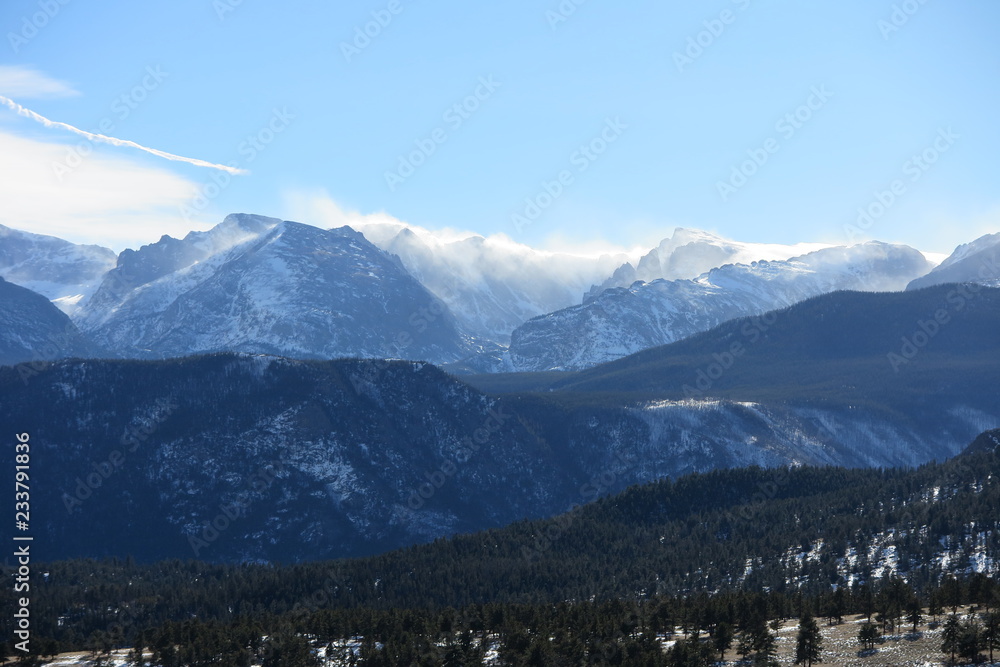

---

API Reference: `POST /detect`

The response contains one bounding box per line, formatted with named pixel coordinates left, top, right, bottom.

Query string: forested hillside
left=2, top=432, right=996, bottom=663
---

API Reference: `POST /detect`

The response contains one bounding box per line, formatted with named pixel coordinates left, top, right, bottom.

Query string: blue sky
left=1, top=0, right=998, bottom=253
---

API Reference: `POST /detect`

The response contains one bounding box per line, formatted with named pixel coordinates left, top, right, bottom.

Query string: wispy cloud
left=0, top=66, right=78, bottom=99
left=0, top=94, right=247, bottom=175
left=0, top=130, right=212, bottom=250
left=282, top=188, right=647, bottom=261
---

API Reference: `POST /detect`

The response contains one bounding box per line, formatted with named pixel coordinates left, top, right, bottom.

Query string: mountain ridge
left=498, top=241, right=934, bottom=372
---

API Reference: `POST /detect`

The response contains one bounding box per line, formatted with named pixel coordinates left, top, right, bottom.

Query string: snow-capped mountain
left=583, top=227, right=831, bottom=300
left=351, top=218, right=632, bottom=342
left=0, top=277, right=97, bottom=366
left=907, top=231, right=1000, bottom=290
left=503, top=242, right=933, bottom=372
left=78, top=214, right=470, bottom=362
left=0, top=224, right=117, bottom=315
left=5, top=286, right=997, bottom=563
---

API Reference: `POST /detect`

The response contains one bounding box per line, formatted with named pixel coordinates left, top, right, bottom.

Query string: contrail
left=0, top=95, right=248, bottom=175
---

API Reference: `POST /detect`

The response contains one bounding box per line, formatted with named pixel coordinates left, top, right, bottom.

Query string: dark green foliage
left=1, top=444, right=998, bottom=662
left=984, top=610, right=1000, bottom=663
left=907, top=597, right=924, bottom=634
left=858, top=622, right=879, bottom=650
left=261, top=631, right=318, bottom=667
left=794, top=614, right=822, bottom=666
left=958, top=617, right=984, bottom=664
left=465, top=285, right=1000, bottom=411
left=712, top=621, right=733, bottom=661
left=1, top=571, right=996, bottom=665
left=942, top=614, right=962, bottom=664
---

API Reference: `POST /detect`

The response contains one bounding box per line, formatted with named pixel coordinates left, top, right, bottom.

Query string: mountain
left=907, top=231, right=1000, bottom=290
left=0, top=277, right=98, bottom=367
left=583, top=227, right=832, bottom=300
left=964, top=427, right=1000, bottom=455
left=0, top=224, right=117, bottom=315
left=480, top=283, right=1000, bottom=401
left=462, top=284, right=1000, bottom=483
left=22, top=434, right=1000, bottom=624
left=2, top=354, right=576, bottom=563
left=353, top=219, right=631, bottom=343
left=295, top=438, right=999, bottom=604
left=9, top=286, right=999, bottom=564
left=502, top=242, right=934, bottom=372
left=76, top=214, right=470, bottom=363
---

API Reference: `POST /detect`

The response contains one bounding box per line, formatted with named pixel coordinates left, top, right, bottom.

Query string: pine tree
left=941, top=614, right=961, bottom=665
left=906, top=598, right=923, bottom=634
left=827, top=587, right=846, bottom=625
left=794, top=614, right=822, bottom=666
left=941, top=577, right=963, bottom=614
left=929, top=590, right=944, bottom=625
left=958, top=617, right=983, bottom=664
left=857, top=622, right=878, bottom=651
left=713, top=621, right=734, bottom=662
left=984, top=611, right=1000, bottom=663
left=261, top=631, right=318, bottom=667
left=752, top=629, right=778, bottom=667
left=127, top=638, right=145, bottom=667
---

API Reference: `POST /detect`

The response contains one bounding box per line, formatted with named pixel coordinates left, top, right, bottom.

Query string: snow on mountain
left=77, top=215, right=470, bottom=362
left=0, top=224, right=117, bottom=315
left=78, top=213, right=283, bottom=330
left=907, top=231, right=1000, bottom=290
left=503, top=242, right=934, bottom=372
left=11, top=354, right=993, bottom=563
left=583, top=227, right=832, bottom=300
left=349, top=218, right=634, bottom=343
left=0, top=277, right=98, bottom=366
left=11, top=356, right=574, bottom=562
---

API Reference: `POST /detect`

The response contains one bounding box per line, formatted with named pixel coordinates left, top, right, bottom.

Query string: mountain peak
left=666, top=227, right=726, bottom=246
left=907, top=231, right=1000, bottom=291
left=77, top=216, right=471, bottom=363
left=220, top=212, right=283, bottom=232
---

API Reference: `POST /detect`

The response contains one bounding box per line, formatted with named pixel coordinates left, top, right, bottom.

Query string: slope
left=78, top=217, right=471, bottom=363
left=502, top=242, right=932, bottom=372
left=0, top=224, right=117, bottom=314
left=0, top=277, right=99, bottom=366
left=907, top=231, right=1000, bottom=290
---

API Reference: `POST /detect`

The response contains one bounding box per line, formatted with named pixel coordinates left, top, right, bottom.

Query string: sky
left=1, top=0, right=998, bottom=254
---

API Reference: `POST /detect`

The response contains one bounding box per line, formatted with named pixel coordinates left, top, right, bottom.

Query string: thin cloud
left=0, top=130, right=211, bottom=251
left=0, top=94, right=247, bottom=175
left=0, top=66, right=78, bottom=99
